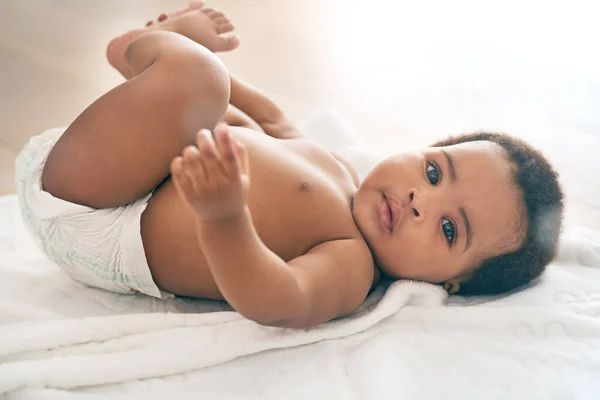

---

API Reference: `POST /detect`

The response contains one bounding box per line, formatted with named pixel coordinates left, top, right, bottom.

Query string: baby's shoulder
left=307, top=236, right=376, bottom=288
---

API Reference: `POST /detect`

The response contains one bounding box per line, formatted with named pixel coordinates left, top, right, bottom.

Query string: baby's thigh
left=42, top=31, right=230, bottom=209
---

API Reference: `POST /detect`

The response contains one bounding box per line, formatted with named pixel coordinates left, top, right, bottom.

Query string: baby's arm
left=198, top=214, right=373, bottom=328
left=170, top=125, right=373, bottom=328
left=229, top=76, right=302, bottom=139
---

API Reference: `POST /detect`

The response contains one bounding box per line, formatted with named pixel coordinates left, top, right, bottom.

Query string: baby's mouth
left=382, top=193, right=405, bottom=234
left=379, top=193, right=394, bottom=234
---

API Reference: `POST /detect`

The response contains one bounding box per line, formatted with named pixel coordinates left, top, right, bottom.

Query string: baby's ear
left=443, top=279, right=461, bottom=294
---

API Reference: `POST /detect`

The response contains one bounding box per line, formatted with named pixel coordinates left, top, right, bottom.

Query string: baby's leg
left=42, top=31, right=230, bottom=209
left=107, top=3, right=260, bottom=133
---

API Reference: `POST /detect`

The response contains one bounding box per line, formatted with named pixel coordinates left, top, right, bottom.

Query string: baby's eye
left=441, top=218, right=456, bottom=245
left=426, top=162, right=440, bottom=186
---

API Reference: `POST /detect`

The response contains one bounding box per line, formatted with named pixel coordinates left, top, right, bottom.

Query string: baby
left=15, top=2, right=564, bottom=328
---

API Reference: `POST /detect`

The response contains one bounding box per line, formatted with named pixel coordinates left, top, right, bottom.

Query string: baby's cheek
left=391, top=235, right=419, bottom=267
left=393, top=233, right=434, bottom=277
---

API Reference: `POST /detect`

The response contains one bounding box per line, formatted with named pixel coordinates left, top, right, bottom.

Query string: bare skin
left=41, top=2, right=523, bottom=328
left=42, top=3, right=375, bottom=328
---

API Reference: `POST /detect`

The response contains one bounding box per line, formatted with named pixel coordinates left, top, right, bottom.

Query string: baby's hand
left=171, top=124, right=250, bottom=222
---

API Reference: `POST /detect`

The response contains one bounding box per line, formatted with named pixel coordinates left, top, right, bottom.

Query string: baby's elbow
left=249, top=307, right=328, bottom=329
left=240, top=304, right=314, bottom=329
left=253, top=316, right=314, bottom=329
left=238, top=312, right=285, bottom=328
left=236, top=286, right=318, bottom=328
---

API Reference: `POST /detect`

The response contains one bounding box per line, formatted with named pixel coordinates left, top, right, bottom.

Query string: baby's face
left=352, top=140, right=525, bottom=290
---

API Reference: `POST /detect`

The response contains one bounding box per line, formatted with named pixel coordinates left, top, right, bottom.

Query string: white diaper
left=14, top=128, right=172, bottom=299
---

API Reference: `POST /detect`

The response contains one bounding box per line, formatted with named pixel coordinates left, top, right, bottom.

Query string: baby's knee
left=129, top=31, right=230, bottom=120
left=161, top=38, right=230, bottom=118
left=127, top=32, right=229, bottom=92
left=177, top=51, right=230, bottom=115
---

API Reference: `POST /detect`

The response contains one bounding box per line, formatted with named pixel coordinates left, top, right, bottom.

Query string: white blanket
left=1, top=113, right=600, bottom=399
left=2, top=195, right=600, bottom=399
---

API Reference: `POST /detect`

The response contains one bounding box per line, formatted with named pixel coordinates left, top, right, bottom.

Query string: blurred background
left=1, top=0, right=599, bottom=228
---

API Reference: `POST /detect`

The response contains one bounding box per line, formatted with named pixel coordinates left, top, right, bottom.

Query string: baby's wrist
left=195, top=205, right=250, bottom=228
left=195, top=206, right=256, bottom=250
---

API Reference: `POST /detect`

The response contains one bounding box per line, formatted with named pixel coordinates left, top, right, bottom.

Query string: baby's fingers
left=214, top=124, right=241, bottom=178
left=196, top=129, right=221, bottom=180
left=171, top=156, right=194, bottom=200
left=181, top=144, right=207, bottom=190
left=232, top=139, right=249, bottom=177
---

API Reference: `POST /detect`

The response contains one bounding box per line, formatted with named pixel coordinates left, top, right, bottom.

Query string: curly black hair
left=431, top=132, right=564, bottom=295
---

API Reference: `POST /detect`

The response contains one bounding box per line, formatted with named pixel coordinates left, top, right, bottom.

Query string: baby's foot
left=107, top=1, right=239, bottom=78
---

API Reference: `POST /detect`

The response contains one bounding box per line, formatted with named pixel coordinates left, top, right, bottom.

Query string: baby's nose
left=408, top=188, right=427, bottom=222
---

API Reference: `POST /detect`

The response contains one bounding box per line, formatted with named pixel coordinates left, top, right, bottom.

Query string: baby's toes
left=206, top=10, right=234, bottom=33
left=215, top=22, right=235, bottom=35
left=213, top=15, right=230, bottom=23
left=213, top=17, right=230, bottom=26
left=213, top=35, right=240, bottom=51
left=188, top=0, right=205, bottom=10
left=209, top=11, right=226, bottom=20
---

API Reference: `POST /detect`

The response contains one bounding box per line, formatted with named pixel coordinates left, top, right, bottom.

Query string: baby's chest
left=243, top=136, right=359, bottom=260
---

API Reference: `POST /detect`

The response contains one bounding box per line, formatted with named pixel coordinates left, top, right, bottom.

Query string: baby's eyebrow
left=441, top=150, right=456, bottom=182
